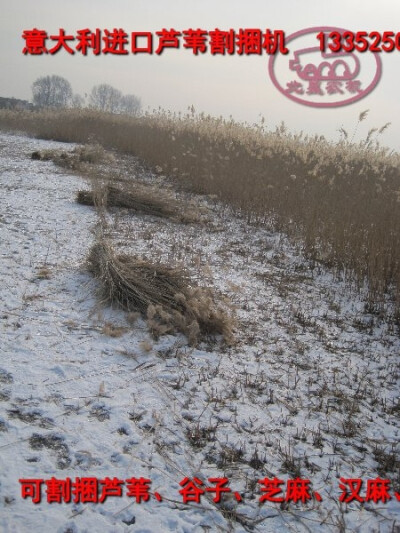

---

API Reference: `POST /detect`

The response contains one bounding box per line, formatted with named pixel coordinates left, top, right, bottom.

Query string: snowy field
left=0, top=133, right=399, bottom=532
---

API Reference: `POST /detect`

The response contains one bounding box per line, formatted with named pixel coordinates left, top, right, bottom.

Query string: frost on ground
left=0, top=132, right=399, bottom=533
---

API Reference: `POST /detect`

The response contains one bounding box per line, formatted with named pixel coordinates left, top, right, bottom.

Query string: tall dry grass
left=1, top=107, right=400, bottom=316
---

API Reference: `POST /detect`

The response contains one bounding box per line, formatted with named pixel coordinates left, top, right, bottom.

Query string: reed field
left=1, top=127, right=400, bottom=532
left=1, top=107, right=400, bottom=318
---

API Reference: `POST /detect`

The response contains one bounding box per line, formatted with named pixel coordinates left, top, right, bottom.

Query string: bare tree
left=119, top=94, right=141, bottom=116
left=32, top=75, right=73, bottom=108
left=89, top=84, right=122, bottom=113
left=71, top=93, right=85, bottom=109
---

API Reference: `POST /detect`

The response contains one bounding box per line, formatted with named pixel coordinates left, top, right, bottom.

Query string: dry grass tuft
left=87, top=241, right=234, bottom=345
left=126, top=311, right=141, bottom=325
left=139, top=340, right=153, bottom=352
left=76, top=190, right=94, bottom=206
left=31, top=143, right=114, bottom=171
left=101, top=322, right=128, bottom=337
left=35, top=266, right=51, bottom=280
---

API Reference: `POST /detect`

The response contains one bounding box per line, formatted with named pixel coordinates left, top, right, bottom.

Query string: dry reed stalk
left=87, top=241, right=234, bottom=345
left=77, top=183, right=198, bottom=223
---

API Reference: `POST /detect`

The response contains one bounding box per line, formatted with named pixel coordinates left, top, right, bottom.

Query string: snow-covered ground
left=0, top=132, right=399, bottom=532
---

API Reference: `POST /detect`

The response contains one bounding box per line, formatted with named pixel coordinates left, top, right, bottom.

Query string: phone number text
left=317, top=31, right=400, bottom=53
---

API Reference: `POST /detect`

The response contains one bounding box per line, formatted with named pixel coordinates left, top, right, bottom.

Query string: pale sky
left=2, top=0, right=400, bottom=149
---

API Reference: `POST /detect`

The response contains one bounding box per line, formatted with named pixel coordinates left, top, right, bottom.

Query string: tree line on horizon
left=31, top=75, right=141, bottom=115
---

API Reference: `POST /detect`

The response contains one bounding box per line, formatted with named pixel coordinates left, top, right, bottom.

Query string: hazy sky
left=2, top=0, right=400, bottom=149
